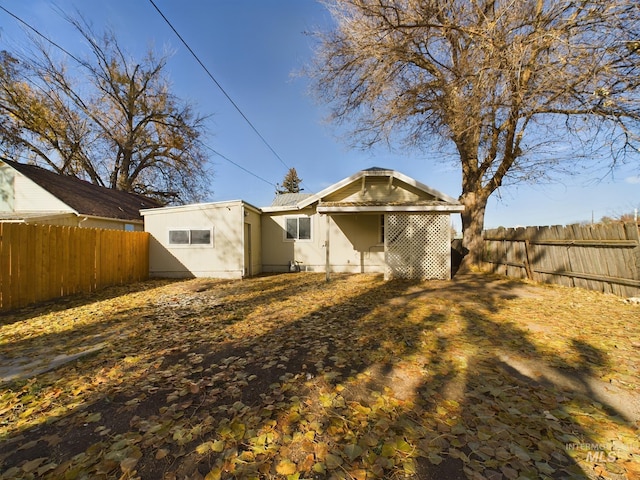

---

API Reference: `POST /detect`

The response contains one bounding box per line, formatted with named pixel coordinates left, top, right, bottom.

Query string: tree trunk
left=459, top=191, right=489, bottom=269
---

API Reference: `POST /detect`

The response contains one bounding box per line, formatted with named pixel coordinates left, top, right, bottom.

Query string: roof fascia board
left=317, top=205, right=465, bottom=214
left=80, top=215, right=143, bottom=225
left=141, top=199, right=260, bottom=216
left=390, top=170, right=459, bottom=204
left=0, top=212, right=77, bottom=222
left=296, top=170, right=370, bottom=209
left=261, top=205, right=302, bottom=213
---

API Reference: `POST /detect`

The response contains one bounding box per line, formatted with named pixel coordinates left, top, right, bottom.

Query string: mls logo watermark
left=565, top=441, right=638, bottom=464
left=584, top=450, right=617, bottom=463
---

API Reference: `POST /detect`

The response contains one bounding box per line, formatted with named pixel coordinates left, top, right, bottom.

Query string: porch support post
left=325, top=214, right=331, bottom=282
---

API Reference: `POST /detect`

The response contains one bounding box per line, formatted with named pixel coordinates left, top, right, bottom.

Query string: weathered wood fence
left=0, top=223, right=149, bottom=312
left=482, top=223, right=640, bottom=297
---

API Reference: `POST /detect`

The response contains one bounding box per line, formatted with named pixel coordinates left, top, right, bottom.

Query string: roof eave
left=79, top=214, right=143, bottom=225
left=295, top=168, right=459, bottom=209
left=141, top=199, right=263, bottom=216
left=317, top=205, right=465, bottom=214
left=261, top=205, right=302, bottom=213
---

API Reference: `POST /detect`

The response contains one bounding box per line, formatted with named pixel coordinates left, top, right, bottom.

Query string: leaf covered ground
left=0, top=273, right=638, bottom=480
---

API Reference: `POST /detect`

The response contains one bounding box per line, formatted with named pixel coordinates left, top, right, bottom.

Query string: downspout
left=241, top=204, right=246, bottom=278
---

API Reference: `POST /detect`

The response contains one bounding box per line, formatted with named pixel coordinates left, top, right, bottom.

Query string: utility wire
left=148, top=0, right=292, bottom=172
left=204, top=145, right=276, bottom=188
left=0, top=3, right=281, bottom=189
left=0, top=3, right=299, bottom=192
left=0, top=4, right=84, bottom=65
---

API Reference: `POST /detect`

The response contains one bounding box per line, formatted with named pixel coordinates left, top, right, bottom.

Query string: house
left=0, top=158, right=162, bottom=231
left=142, top=167, right=464, bottom=280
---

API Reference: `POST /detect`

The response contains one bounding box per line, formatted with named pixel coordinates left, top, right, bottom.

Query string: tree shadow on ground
left=0, top=273, right=638, bottom=479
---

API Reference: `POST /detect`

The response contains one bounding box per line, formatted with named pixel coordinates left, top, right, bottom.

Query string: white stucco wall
left=244, top=208, right=262, bottom=277
left=261, top=209, right=385, bottom=274
left=142, top=200, right=256, bottom=279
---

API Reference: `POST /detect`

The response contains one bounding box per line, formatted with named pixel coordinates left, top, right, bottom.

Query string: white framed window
left=284, top=216, right=311, bottom=241
left=379, top=214, right=385, bottom=244
left=168, top=228, right=214, bottom=246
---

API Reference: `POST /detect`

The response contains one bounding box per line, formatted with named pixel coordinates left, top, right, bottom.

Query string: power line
left=204, top=145, right=276, bottom=188
left=148, top=0, right=292, bottom=172
left=0, top=4, right=84, bottom=65
left=0, top=3, right=296, bottom=192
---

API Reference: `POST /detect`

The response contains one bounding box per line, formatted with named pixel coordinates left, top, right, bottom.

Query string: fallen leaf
left=120, top=456, right=138, bottom=473
left=325, top=453, right=343, bottom=469
left=275, top=459, right=297, bottom=475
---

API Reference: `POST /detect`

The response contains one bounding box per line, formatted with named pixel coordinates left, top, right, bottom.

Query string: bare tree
left=308, top=0, right=640, bottom=265
left=0, top=18, right=211, bottom=204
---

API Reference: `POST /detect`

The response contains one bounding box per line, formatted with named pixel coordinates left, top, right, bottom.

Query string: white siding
left=12, top=170, right=75, bottom=213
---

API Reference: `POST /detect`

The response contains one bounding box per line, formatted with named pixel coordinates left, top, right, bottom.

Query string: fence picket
left=0, top=224, right=9, bottom=308
left=0, top=223, right=149, bottom=312
left=483, top=223, right=640, bottom=297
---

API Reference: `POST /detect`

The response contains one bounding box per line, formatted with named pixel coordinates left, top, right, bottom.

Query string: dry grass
left=0, top=272, right=638, bottom=479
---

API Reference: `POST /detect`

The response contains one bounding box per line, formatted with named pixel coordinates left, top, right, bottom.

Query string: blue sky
left=0, top=0, right=638, bottom=230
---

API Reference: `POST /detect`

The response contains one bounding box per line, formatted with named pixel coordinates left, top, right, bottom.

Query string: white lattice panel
left=385, top=214, right=450, bottom=280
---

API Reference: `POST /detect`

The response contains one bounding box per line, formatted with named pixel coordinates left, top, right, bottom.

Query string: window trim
left=283, top=216, right=312, bottom=242
left=168, top=227, right=214, bottom=247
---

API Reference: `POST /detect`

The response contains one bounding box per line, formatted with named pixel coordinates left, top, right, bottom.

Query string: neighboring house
left=142, top=167, right=464, bottom=280
left=0, top=159, right=162, bottom=231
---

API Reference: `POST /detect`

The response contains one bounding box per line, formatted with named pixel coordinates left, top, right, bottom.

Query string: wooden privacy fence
left=0, top=223, right=149, bottom=312
left=482, top=223, right=640, bottom=297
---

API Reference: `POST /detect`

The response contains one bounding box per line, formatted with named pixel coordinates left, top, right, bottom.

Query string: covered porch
left=318, top=201, right=465, bottom=281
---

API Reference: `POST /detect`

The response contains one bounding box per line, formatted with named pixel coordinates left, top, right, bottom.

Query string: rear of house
left=142, top=168, right=463, bottom=280
left=262, top=168, right=463, bottom=279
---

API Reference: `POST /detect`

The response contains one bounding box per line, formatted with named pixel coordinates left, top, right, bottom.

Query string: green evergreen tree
left=276, top=167, right=303, bottom=194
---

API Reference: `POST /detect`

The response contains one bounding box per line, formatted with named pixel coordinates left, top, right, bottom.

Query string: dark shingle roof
left=2, top=159, right=163, bottom=221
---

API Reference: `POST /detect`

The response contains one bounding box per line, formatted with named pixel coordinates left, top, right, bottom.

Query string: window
left=169, top=229, right=213, bottom=246
left=190, top=230, right=211, bottom=245
left=285, top=217, right=311, bottom=240
left=379, top=214, right=385, bottom=244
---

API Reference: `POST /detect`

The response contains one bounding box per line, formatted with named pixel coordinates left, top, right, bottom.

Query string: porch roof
left=317, top=200, right=465, bottom=214
left=262, top=168, right=464, bottom=214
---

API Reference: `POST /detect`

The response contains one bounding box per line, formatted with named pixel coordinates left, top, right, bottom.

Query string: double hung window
left=285, top=217, right=311, bottom=241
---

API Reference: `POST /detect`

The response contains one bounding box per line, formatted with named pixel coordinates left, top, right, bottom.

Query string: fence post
left=523, top=239, right=533, bottom=280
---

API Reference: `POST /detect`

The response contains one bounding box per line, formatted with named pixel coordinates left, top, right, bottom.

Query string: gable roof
left=2, top=159, right=163, bottom=221
left=262, top=167, right=463, bottom=213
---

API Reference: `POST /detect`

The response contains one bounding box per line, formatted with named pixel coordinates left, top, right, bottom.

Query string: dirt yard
left=0, top=272, right=638, bottom=480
